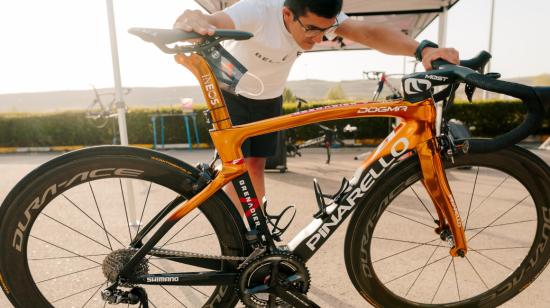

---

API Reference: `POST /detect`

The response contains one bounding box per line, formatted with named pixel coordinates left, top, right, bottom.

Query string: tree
left=283, top=87, right=296, bottom=103
left=325, top=84, right=346, bottom=100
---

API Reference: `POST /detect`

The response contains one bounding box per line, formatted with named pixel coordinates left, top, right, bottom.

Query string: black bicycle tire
left=0, top=146, right=248, bottom=308
left=344, top=145, right=550, bottom=307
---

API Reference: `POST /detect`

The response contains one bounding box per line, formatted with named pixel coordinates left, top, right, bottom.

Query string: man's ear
left=282, top=7, right=293, bottom=20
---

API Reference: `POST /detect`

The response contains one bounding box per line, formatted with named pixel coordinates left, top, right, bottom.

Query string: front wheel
left=0, top=146, right=248, bottom=308
left=345, top=145, right=550, bottom=307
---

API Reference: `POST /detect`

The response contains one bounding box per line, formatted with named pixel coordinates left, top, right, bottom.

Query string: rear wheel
left=0, top=146, right=248, bottom=307
left=345, top=146, right=550, bottom=307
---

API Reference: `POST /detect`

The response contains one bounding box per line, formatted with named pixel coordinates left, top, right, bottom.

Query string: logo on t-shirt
left=254, top=52, right=291, bottom=64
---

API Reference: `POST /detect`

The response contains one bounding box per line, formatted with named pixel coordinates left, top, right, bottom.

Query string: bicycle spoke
left=405, top=244, right=439, bottom=296
left=37, top=265, right=102, bottom=284
left=136, top=182, right=153, bottom=235
left=89, top=182, right=113, bottom=251
left=373, top=236, right=443, bottom=248
left=469, top=248, right=514, bottom=271
left=470, top=246, right=530, bottom=252
left=386, top=210, right=436, bottom=229
left=29, top=253, right=109, bottom=261
left=159, top=285, right=188, bottom=308
left=149, top=262, right=209, bottom=300
left=468, top=195, right=530, bottom=243
left=164, top=233, right=216, bottom=247
left=144, top=211, right=202, bottom=265
left=373, top=238, right=441, bottom=263
left=430, top=258, right=453, bottom=304
left=160, top=212, right=201, bottom=248
left=119, top=179, right=133, bottom=242
left=466, top=219, right=536, bottom=231
left=465, top=256, right=489, bottom=289
left=410, top=186, right=436, bottom=222
left=469, top=175, right=510, bottom=215
left=453, top=258, right=460, bottom=301
left=81, top=281, right=107, bottom=308
left=41, top=213, right=112, bottom=251
left=62, top=194, right=126, bottom=248
left=384, top=254, right=449, bottom=285
left=30, top=235, right=102, bottom=266
left=463, top=166, right=480, bottom=230
left=51, top=281, right=106, bottom=304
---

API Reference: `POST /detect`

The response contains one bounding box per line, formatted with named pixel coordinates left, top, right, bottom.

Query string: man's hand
left=421, top=47, right=459, bottom=70
left=173, top=9, right=217, bottom=36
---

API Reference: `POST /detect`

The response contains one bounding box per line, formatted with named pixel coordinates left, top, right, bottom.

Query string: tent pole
left=106, top=0, right=139, bottom=232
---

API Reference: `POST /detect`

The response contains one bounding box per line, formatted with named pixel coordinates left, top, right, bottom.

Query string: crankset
left=237, top=253, right=319, bottom=308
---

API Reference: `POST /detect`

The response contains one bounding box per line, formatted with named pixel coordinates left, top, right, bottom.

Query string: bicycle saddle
left=128, top=28, right=253, bottom=45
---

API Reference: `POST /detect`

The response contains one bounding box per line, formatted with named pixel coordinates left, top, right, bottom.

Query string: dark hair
left=284, top=0, right=343, bottom=19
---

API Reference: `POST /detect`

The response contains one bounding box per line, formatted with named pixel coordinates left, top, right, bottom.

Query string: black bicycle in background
left=364, top=70, right=404, bottom=101
left=85, top=86, right=132, bottom=144
left=285, top=97, right=356, bottom=164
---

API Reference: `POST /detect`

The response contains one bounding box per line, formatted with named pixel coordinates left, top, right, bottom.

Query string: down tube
left=289, top=128, right=415, bottom=262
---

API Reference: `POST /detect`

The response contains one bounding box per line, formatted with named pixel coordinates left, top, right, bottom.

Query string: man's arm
left=173, top=9, right=235, bottom=36
left=335, top=19, right=459, bottom=70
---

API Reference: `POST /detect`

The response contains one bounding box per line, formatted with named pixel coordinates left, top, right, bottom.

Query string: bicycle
left=285, top=97, right=356, bottom=164
left=364, top=71, right=404, bottom=102
left=85, top=86, right=131, bottom=128
left=0, top=28, right=549, bottom=308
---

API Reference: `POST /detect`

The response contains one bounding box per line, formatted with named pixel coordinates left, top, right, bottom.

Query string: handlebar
left=430, top=57, right=549, bottom=153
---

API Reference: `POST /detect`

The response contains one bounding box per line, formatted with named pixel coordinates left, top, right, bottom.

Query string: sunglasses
left=294, top=15, right=339, bottom=38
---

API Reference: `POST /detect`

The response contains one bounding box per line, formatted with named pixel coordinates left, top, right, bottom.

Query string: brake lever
left=465, top=72, right=501, bottom=102
left=465, top=83, right=476, bottom=102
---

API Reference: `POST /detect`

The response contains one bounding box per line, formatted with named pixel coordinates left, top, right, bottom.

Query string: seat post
left=174, top=53, right=233, bottom=130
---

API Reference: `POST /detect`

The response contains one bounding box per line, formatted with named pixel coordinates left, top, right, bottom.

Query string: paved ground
left=0, top=147, right=549, bottom=307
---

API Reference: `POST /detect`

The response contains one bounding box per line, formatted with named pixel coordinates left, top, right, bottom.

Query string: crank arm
left=271, top=286, right=320, bottom=308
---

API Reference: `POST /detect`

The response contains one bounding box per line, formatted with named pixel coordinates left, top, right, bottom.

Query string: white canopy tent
left=194, top=0, right=460, bottom=51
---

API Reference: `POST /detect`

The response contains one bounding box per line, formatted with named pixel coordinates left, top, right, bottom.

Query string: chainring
left=237, top=253, right=311, bottom=307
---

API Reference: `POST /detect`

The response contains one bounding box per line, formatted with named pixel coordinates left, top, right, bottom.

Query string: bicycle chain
left=128, top=247, right=247, bottom=261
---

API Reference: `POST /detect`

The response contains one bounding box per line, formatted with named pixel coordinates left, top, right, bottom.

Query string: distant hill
left=1, top=74, right=548, bottom=113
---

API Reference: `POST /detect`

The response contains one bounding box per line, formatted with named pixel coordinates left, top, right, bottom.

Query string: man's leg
left=223, top=157, right=266, bottom=218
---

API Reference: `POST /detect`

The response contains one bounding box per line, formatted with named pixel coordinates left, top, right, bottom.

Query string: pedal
left=264, top=200, right=296, bottom=242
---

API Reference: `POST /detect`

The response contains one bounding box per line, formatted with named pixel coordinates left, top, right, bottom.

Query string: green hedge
left=0, top=100, right=548, bottom=147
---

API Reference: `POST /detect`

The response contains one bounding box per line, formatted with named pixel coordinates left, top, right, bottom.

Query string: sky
left=0, top=0, right=549, bottom=94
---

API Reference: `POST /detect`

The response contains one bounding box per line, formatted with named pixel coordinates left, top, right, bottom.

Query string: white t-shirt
left=223, top=0, right=348, bottom=99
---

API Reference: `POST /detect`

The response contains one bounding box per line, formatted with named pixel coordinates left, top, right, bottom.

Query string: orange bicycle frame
left=168, top=52, right=467, bottom=257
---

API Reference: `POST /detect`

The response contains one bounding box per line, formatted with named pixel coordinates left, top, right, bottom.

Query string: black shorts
left=222, top=90, right=283, bottom=158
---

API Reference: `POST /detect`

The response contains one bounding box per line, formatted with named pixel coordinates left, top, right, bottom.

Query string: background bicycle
left=285, top=97, right=356, bottom=164
left=85, top=86, right=131, bottom=144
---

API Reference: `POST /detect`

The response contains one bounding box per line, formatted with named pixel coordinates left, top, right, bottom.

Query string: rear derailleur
left=101, top=286, right=149, bottom=307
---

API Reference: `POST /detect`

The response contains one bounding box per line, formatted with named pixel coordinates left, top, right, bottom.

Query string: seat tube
left=174, top=53, right=232, bottom=130
left=417, top=138, right=468, bottom=257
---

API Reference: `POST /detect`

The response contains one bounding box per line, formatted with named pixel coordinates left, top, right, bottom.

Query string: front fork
left=417, top=138, right=467, bottom=257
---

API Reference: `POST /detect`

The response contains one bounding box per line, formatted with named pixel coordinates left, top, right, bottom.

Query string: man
left=174, top=0, right=459, bottom=217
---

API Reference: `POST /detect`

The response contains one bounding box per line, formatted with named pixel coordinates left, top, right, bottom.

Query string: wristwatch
left=415, top=40, right=439, bottom=61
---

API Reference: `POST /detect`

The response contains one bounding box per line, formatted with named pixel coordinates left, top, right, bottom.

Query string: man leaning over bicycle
left=173, top=0, right=460, bottom=216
